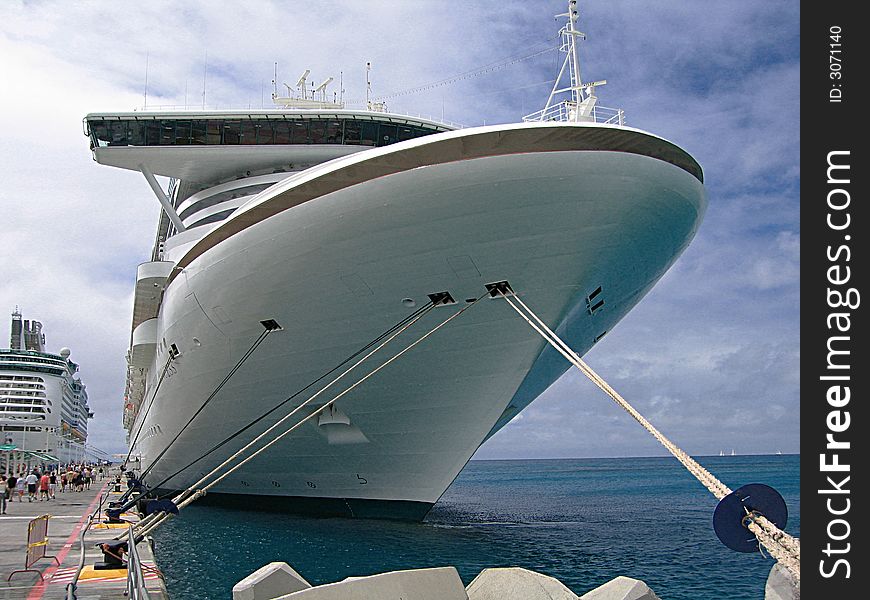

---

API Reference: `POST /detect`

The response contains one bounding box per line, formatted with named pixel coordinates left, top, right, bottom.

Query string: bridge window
left=87, top=117, right=445, bottom=149
left=308, top=119, right=327, bottom=144
left=145, top=121, right=161, bottom=145
left=207, top=120, right=222, bottom=144
left=191, top=120, right=207, bottom=144
left=223, top=120, right=242, bottom=144
left=128, top=121, right=145, bottom=145
left=378, top=123, right=398, bottom=146
left=175, top=120, right=192, bottom=144
left=272, top=120, right=291, bottom=144
left=241, top=120, right=259, bottom=145
left=359, top=121, right=378, bottom=146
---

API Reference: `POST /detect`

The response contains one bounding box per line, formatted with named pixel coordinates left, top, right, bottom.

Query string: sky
left=0, top=1, right=799, bottom=460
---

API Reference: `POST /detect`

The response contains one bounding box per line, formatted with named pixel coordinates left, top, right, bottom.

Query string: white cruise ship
left=1, top=309, right=93, bottom=469
left=85, top=3, right=705, bottom=518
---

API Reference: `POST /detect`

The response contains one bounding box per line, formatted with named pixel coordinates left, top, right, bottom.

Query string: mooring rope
left=134, top=293, right=486, bottom=537
left=132, top=303, right=433, bottom=535
left=499, top=291, right=800, bottom=584
left=138, top=325, right=277, bottom=482
left=147, top=300, right=436, bottom=493
left=123, top=350, right=177, bottom=468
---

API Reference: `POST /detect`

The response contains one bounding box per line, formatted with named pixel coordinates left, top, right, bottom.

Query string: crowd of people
left=1, top=463, right=109, bottom=514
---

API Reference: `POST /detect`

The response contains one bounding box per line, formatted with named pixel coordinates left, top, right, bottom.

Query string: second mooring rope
left=499, top=291, right=800, bottom=584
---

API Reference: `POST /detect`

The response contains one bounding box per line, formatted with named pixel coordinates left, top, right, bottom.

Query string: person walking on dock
left=49, top=471, right=57, bottom=499
left=25, top=471, right=39, bottom=502
left=1, top=475, right=7, bottom=513
left=5, top=474, right=15, bottom=504
left=16, top=475, right=25, bottom=501
left=39, top=472, right=50, bottom=501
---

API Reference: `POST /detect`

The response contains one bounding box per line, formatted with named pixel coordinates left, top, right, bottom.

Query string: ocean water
left=150, top=454, right=799, bottom=599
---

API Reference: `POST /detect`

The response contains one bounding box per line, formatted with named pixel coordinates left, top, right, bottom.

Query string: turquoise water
left=151, top=454, right=799, bottom=599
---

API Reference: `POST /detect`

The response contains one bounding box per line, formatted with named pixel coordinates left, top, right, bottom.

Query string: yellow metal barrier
left=6, top=514, right=60, bottom=581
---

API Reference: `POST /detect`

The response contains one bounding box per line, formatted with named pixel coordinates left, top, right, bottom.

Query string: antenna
left=566, top=0, right=584, bottom=103
left=272, top=62, right=278, bottom=98
left=143, top=52, right=149, bottom=109
left=339, top=70, right=344, bottom=104
left=366, top=62, right=372, bottom=107
left=202, top=50, right=208, bottom=109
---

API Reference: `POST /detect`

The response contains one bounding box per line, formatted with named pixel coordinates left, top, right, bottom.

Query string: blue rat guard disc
left=713, top=483, right=788, bottom=553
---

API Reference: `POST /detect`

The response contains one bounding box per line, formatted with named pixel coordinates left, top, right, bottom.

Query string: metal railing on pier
left=126, top=524, right=152, bottom=600
left=66, top=493, right=104, bottom=600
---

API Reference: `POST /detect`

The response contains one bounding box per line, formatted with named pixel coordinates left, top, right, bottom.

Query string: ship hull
left=131, top=128, right=705, bottom=518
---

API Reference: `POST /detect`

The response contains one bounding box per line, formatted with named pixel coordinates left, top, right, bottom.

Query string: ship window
left=398, top=125, right=416, bottom=141
left=255, top=121, right=274, bottom=145
left=359, top=121, right=378, bottom=146
left=174, top=120, right=192, bottom=144
left=90, top=121, right=109, bottom=145
left=325, top=120, right=343, bottom=144
left=159, top=120, right=176, bottom=145
left=223, top=120, right=242, bottom=144
left=344, top=120, right=362, bottom=144
left=290, top=119, right=310, bottom=143
left=190, top=120, right=208, bottom=144
left=378, top=123, right=398, bottom=146
left=144, top=121, right=161, bottom=145
left=127, top=121, right=146, bottom=145
left=308, top=119, right=327, bottom=144
left=272, top=120, right=292, bottom=144
left=206, top=120, right=223, bottom=144
left=240, top=120, right=259, bottom=145
left=109, top=120, right=128, bottom=145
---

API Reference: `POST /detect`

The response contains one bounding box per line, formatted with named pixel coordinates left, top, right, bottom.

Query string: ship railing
left=132, top=103, right=466, bottom=129
left=126, top=524, right=152, bottom=600
left=522, top=101, right=625, bottom=126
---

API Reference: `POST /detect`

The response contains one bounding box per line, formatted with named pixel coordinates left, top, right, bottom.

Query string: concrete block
left=765, top=564, right=799, bottom=600
left=466, top=567, right=577, bottom=599
left=580, top=576, right=661, bottom=600
left=274, top=566, right=468, bottom=600
left=232, top=562, right=311, bottom=600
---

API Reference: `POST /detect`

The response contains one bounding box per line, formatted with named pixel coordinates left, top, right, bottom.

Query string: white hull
left=126, top=126, right=705, bottom=517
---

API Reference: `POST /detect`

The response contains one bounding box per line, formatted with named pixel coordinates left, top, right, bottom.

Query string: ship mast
left=565, top=0, right=584, bottom=108
left=525, top=0, right=620, bottom=124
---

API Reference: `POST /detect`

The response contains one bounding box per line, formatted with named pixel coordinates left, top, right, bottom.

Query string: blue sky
left=0, top=1, right=799, bottom=459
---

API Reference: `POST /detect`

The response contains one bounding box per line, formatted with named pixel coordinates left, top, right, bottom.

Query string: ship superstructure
left=85, top=2, right=705, bottom=518
left=1, top=309, right=93, bottom=469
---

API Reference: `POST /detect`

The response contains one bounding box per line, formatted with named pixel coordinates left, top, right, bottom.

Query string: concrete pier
left=0, top=472, right=169, bottom=599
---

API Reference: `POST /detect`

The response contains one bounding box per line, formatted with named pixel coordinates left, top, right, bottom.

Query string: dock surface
left=1, top=473, right=169, bottom=599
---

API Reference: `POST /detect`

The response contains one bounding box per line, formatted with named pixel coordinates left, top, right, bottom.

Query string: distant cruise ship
left=1, top=309, right=93, bottom=468
left=85, top=2, right=705, bottom=518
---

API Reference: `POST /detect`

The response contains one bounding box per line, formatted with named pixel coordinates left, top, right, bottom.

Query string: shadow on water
left=151, top=455, right=799, bottom=600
